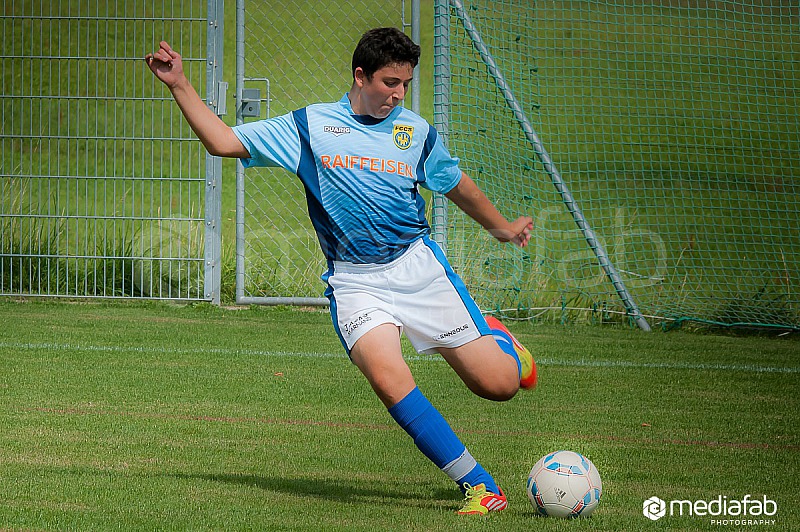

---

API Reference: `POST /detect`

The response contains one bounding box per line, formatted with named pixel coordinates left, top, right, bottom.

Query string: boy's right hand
left=145, top=41, right=185, bottom=89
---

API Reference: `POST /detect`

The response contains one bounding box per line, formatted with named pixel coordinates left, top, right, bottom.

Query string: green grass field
left=1, top=300, right=798, bottom=530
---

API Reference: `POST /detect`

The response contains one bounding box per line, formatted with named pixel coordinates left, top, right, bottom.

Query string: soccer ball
left=526, top=450, right=603, bottom=518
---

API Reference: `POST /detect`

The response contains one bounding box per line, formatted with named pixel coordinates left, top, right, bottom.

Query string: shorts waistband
left=331, top=239, right=426, bottom=274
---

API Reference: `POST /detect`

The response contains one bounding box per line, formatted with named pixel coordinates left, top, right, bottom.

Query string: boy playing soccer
left=146, top=27, right=536, bottom=515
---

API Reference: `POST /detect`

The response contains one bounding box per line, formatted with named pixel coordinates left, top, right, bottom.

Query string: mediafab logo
left=644, top=495, right=778, bottom=525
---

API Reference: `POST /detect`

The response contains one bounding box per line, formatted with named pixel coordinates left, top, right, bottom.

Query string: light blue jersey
left=232, top=94, right=462, bottom=264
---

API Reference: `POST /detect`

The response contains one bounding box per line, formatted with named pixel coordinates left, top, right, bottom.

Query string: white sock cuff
left=441, top=449, right=478, bottom=483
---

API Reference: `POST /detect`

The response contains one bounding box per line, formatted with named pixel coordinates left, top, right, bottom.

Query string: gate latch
left=241, top=88, right=261, bottom=118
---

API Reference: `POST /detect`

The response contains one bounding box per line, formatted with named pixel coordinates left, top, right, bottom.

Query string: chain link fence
left=435, top=0, right=799, bottom=330
left=234, top=0, right=413, bottom=304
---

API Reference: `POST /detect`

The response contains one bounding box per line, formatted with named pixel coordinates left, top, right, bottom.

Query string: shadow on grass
left=173, top=471, right=460, bottom=508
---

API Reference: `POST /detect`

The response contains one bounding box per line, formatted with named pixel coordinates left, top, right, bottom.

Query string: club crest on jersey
left=393, top=124, right=413, bottom=150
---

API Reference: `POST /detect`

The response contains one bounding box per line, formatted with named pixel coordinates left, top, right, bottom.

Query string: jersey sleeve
left=231, top=112, right=302, bottom=171
left=418, top=126, right=462, bottom=194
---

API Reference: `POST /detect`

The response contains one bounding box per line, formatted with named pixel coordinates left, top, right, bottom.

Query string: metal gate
left=0, top=1, right=223, bottom=302
left=234, top=0, right=419, bottom=305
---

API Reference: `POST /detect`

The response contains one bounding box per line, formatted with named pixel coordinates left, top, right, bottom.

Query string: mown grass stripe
left=4, top=341, right=798, bottom=374
left=22, top=407, right=800, bottom=452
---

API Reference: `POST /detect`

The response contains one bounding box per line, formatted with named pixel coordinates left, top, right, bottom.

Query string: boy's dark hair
left=352, top=27, right=420, bottom=80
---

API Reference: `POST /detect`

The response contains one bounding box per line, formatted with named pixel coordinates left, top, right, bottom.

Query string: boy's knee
left=471, top=372, right=519, bottom=402
left=479, top=385, right=518, bottom=402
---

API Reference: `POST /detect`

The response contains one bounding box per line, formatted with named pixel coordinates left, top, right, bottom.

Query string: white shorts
left=323, top=237, right=491, bottom=355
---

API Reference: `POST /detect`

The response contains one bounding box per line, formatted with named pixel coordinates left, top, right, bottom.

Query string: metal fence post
left=431, top=0, right=451, bottom=253
left=205, top=0, right=225, bottom=305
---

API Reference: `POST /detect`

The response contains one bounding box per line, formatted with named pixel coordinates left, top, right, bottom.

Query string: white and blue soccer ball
left=526, top=450, right=603, bottom=518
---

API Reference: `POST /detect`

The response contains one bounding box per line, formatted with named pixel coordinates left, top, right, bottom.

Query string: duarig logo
left=644, top=495, right=777, bottom=526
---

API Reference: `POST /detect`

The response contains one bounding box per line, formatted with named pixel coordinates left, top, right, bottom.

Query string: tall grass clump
left=1, top=177, right=207, bottom=300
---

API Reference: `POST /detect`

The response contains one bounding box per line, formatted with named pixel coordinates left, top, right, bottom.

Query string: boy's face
left=354, top=62, right=414, bottom=119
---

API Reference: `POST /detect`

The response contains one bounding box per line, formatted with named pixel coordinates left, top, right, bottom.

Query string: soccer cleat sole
left=485, top=316, right=537, bottom=389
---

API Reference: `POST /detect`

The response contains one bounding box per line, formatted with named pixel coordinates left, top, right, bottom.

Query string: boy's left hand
left=501, top=216, right=533, bottom=247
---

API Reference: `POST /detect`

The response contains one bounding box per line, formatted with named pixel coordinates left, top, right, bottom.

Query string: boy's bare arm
left=444, top=172, right=533, bottom=247
left=145, top=41, right=249, bottom=158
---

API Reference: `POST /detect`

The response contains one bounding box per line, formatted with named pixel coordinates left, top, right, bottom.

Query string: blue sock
left=490, top=327, right=522, bottom=378
left=388, top=386, right=498, bottom=494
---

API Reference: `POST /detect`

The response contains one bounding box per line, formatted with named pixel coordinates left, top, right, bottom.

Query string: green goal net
left=434, top=0, right=799, bottom=330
